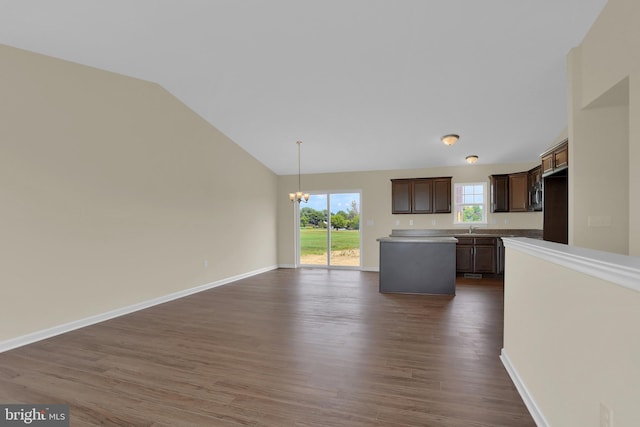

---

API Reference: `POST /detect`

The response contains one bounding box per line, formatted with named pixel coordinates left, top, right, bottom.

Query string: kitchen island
left=377, top=236, right=457, bottom=295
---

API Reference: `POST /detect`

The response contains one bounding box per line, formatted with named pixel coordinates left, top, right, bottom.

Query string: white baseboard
left=500, top=348, right=549, bottom=427
left=0, top=265, right=279, bottom=353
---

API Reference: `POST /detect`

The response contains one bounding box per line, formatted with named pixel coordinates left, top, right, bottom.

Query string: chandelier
left=289, top=141, right=310, bottom=203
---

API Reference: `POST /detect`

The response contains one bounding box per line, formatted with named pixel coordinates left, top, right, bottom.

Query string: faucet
left=468, top=225, right=475, bottom=234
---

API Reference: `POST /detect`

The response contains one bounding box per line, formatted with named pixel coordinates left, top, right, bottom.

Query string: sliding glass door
left=298, top=192, right=360, bottom=267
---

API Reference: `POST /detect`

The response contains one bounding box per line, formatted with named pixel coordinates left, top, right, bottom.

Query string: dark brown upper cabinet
left=491, top=171, right=535, bottom=213
left=391, top=180, right=412, bottom=213
left=508, top=172, right=529, bottom=212
left=391, top=177, right=451, bottom=214
left=433, top=178, right=452, bottom=213
left=412, top=179, right=433, bottom=213
left=490, top=175, right=509, bottom=213
left=541, top=139, right=568, bottom=177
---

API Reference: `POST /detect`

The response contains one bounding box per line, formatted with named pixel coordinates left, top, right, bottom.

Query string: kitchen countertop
left=390, top=228, right=543, bottom=239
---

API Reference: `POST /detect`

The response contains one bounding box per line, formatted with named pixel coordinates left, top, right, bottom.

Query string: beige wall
left=277, top=163, right=542, bottom=269
left=568, top=0, right=639, bottom=255
left=0, top=45, right=278, bottom=343
left=502, top=3, right=640, bottom=425
left=503, top=242, right=640, bottom=427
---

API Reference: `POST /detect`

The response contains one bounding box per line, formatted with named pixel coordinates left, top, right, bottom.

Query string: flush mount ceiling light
left=465, top=155, right=479, bottom=164
left=288, top=141, right=310, bottom=203
left=441, top=134, right=459, bottom=146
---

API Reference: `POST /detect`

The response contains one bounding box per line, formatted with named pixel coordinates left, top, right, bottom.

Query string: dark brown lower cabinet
left=474, top=238, right=497, bottom=273
left=455, top=237, right=502, bottom=275
left=455, top=240, right=474, bottom=273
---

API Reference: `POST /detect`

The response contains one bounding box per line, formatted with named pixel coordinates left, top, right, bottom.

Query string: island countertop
left=377, top=236, right=458, bottom=243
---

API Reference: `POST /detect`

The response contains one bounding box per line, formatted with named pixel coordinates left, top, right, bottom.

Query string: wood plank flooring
left=0, top=269, right=535, bottom=426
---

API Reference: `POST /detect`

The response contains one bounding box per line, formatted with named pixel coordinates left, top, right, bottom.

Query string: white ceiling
left=0, top=0, right=607, bottom=175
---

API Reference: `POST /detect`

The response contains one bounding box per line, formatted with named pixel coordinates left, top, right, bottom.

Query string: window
left=454, top=182, right=487, bottom=224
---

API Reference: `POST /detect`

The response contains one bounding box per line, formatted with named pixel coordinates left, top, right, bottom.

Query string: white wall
left=0, top=45, right=278, bottom=344
left=277, top=163, right=542, bottom=269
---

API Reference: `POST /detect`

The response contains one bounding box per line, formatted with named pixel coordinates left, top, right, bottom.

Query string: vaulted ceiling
left=0, top=0, right=607, bottom=175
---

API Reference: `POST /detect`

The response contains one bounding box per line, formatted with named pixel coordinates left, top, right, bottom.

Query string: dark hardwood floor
left=0, top=269, right=534, bottom=426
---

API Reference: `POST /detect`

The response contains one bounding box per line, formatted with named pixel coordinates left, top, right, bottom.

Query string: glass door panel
left=329, top=193, right=360, bottom=266
left=299, top=194, right=328, bottom=266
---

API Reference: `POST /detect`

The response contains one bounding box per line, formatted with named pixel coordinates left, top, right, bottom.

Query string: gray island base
left=377, top=236, right=458, bottom=295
